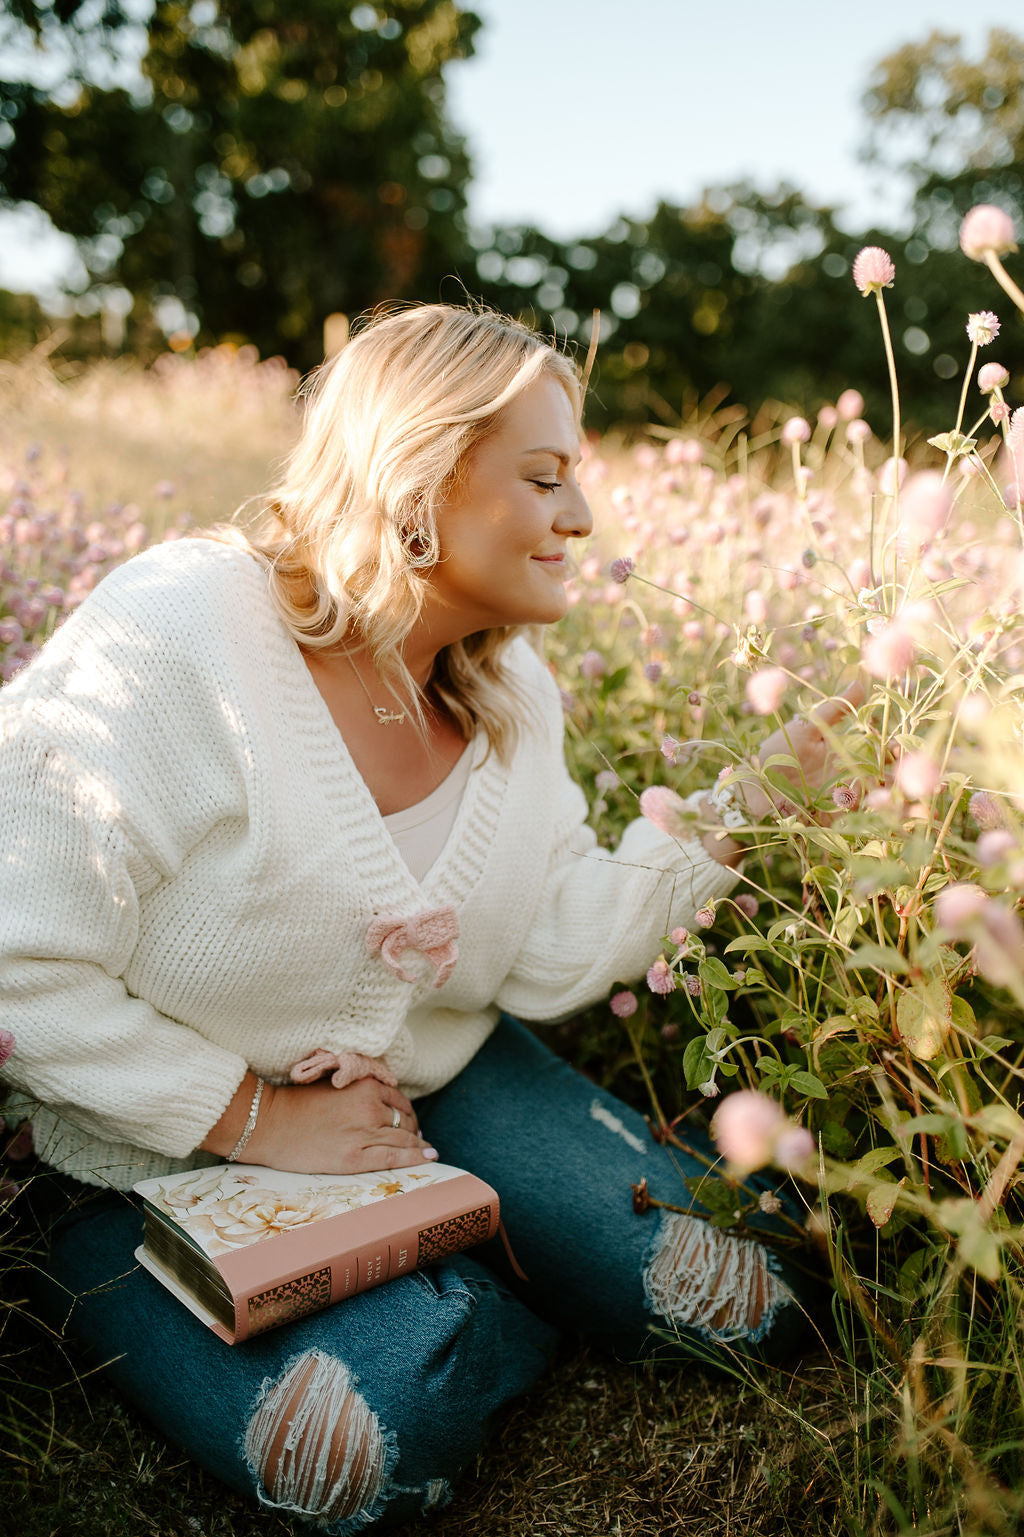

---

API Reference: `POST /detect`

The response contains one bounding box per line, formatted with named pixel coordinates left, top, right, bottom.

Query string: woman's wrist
left=199, top=1071, right=277, bottom=1162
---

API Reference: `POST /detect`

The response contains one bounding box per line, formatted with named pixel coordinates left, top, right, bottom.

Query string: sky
left=0, top=0, right=1015, bottom=297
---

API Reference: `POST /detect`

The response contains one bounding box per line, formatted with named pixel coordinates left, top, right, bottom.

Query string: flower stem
left=985, top=250, right=1024, bottom=317
left=953, top=340, right=979, bottom=439
left=874, top=290, right=902, bottom=526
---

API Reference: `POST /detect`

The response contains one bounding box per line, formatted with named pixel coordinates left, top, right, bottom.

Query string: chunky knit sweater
left=0, top=539, right=737, bottom=1189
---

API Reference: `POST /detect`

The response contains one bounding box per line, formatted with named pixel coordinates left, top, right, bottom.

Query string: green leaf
left=853, top=1145, right=904, bottom=1176
left=723, top=934, right=775, bottom=954
left=700, top=957, right=739, bottom=991
left=788, top=1069, right=828, bottom=1099
left=896, top=978, right=953, bottom=1061
left=866, top=1176, right=905, bottom=1229
left=682, top=1036, right=714, bottom=1091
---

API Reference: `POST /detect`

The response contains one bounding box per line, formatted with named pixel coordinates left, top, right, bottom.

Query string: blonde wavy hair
left=225, top=303, right=582, bottom=758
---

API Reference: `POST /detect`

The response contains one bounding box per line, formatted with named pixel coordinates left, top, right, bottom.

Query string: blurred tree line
left=2, top=4, right=1024, bottom=435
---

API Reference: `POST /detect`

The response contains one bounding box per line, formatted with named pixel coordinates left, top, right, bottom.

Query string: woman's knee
left=245, top=1350, right=404, bottom=1530
left=643, top=1211, right=799, bottom=1350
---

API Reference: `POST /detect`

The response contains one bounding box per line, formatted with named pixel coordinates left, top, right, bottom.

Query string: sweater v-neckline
left=269, top=596, right=498, bottom=907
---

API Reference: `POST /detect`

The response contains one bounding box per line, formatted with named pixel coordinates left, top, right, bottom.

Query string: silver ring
left=391, top=1107, right=401, bottom=1129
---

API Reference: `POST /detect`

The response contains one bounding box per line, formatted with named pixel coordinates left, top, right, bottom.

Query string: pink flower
left=977, top=829, right=1016, bottom=866
left=878, top=457, right=907, bottom=496
left=646, top=956, right=676, bottom=995
left=712, top=1090, right=787, bottom=1173
left=960, top=205, right=1017, bottom=261
left=774, top=1126, right=815, bottom=1172
left=897, top=470, right=952, bottom=547
left=644, top=661, right=663, bottom=684
left=852, top=246, right=895, bottom=295
left=832, top=782, right=862, bottom=811
left=695, top=905, right=715, bottom=929
left=0, top=1029, right=13, bottom=1069
left=863, top=620, right=915, bottom=679
left=991, top=401, right=1011, bottom=423
left=745, top=666, right=787, bottom=716
left=934, top=883, right=990, bottom=930
left=966, top=311, right=1000, bottom=346
left=781, top=416, right=811, bottom=447
left=845, top=419, right=872, bottom=446
left=609, top=557, right=634, bottom=584
left=639, top=785, right=690, bottom=838
left=818, top=404, right=839, bottom=429
left=684, top=973, right=701, bottom=996
left=896, top=752, right=941, bottom=800
left=580, top=649, right=605, bottom=680
left=660, top=734, right=683, bottom=765
left=670, top=927, right=689, bottom=946
left=734, top=893, right=759, bottom=919
left=978, top=362, right=1010, bottom=393
left=836, top=389, right=865, bottom=421
left=610, top=989, right=638, bottom=1018
left=969, top=791, right=1005, bottom=830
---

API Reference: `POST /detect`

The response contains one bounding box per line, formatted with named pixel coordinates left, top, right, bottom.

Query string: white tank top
left=382, top=746, right=474, bottom=882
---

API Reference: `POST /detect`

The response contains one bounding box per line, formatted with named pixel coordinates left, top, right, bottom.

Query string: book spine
left=213, top=1174, right=498, bottom=1342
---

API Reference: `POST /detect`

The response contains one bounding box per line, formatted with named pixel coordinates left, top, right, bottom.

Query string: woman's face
left=425, top=372, right=592, bottom=637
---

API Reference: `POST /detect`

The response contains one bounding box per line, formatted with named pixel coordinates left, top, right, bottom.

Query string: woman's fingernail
left=417, top=1130, right=424, bottom=1140
left=423, top=1147, right=439, bottom=1161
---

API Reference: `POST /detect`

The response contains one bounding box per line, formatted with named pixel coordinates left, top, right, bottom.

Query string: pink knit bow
left=366, top=904, right=459, bottom=988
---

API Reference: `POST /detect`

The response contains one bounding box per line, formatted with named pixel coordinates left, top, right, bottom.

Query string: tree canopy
left=2, top=13, right=1023, bottom=432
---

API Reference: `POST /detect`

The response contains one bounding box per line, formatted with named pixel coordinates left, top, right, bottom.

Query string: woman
left=0, top=305, right=842, bottom=1532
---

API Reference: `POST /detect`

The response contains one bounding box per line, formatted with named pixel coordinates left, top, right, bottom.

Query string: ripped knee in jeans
left=643, top=1211, right=790, bottom=1344
left=244, top=1351, right=399, bottom=1530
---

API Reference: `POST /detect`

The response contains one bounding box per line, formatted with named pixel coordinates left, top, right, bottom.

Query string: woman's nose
left=554, top=483, right=593, bottom=541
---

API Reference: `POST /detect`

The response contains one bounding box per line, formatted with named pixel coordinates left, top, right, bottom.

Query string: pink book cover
left=133, top=1162, right=499, bottom=1344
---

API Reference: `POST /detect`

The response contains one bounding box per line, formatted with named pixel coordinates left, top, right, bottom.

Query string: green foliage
left=1, top=0, right=480, bottom=368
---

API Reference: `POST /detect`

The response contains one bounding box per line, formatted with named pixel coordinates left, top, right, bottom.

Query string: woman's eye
left=532, top=480, right=562, bottom=493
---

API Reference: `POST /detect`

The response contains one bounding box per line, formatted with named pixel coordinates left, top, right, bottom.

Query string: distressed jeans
left=36, top=1017, right=821, bottom=1532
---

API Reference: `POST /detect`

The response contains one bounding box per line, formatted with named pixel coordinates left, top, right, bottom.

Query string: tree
left=862, top=27, right=1024, bottom=246
left=1, top=1, right=481, bottom=366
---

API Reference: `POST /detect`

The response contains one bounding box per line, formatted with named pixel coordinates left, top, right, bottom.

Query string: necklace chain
left=345, top=652, right=408, bottom=726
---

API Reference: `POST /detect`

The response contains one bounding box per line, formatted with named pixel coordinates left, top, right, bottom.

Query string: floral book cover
left=132, top=1162, right=499, bottom=1343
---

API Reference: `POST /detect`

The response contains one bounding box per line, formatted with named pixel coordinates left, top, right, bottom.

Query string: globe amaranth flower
left=646, top=956, right=676, bottom=995
left=978, top=361, right=1010, bottom=393
left=745, top=666, right=788, bottom=716
left=609, top=556, right=634, bottom=584
left=960, top=205, right=1017, bottom=261
left=711, top=1090, right=786, bottom=1173
left=580, top=649, right=605, bottom=681
left=969, top=790, right=1005, bottom=830
left=852, top=247, right=895, bottom=295
left=966, top=311, right=1000, bottom=346
left=836, top=388, right=865, bottom=420
left=609, top=989, right=638, bottom=1018
left=639, top=785, right=691, bottom=838
left=780, top=416, right=811, bottom=447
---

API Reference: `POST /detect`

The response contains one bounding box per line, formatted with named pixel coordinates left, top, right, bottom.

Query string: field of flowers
left=5, top=206, right=1024, bottom=1534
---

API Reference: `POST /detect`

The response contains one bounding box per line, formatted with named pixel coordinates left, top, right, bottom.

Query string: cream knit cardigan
left=0, top=539, right=737, bottom=1189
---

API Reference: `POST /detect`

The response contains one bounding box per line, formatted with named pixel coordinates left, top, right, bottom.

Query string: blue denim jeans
left=36, top=1017, right=820, bottom=1532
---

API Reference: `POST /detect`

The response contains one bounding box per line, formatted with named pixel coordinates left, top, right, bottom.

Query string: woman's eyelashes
left=530, top=479, right=562, bottom=493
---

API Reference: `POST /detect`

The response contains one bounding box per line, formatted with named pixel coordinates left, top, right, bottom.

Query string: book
left=132, top=1161, right=499, bottom=1345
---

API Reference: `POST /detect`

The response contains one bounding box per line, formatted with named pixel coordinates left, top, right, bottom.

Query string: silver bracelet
left=226, top=1076, right=265, bottom=1163
left=708, top=773, right=747, bottom=829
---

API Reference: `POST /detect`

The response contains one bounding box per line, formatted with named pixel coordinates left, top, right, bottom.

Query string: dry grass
left=6, top=1315, right=850, bottom=1537
left=0, top=345, right=300, bottom=530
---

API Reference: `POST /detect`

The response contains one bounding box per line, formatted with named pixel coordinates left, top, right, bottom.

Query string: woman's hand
left=736, top=679, right=865, bottom=823
left=201, top=1072, right=437, bottom=1174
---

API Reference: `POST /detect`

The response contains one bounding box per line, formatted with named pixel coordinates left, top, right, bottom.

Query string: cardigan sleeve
left=494, top=658, right=739, bottom=1022
left=0, top=566, right=252, bottom=1159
